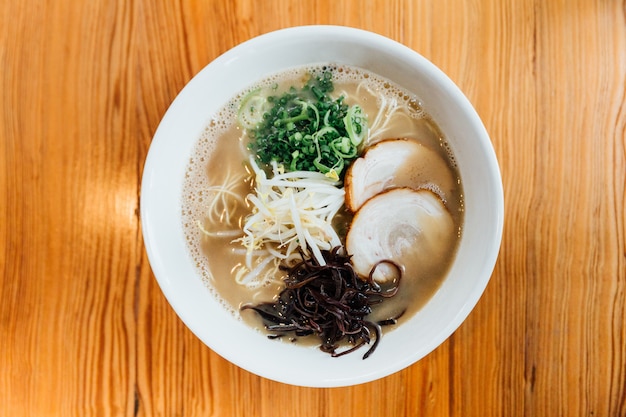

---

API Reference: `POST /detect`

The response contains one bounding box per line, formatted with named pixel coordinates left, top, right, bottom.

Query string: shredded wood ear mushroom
left=241, top=247, right=404, bottom=359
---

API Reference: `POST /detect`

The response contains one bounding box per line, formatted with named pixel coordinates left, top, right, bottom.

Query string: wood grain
left=1, top=0, right=625, bottom=416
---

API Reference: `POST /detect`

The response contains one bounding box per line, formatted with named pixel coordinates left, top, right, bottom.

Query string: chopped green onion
left=241, top=69, right=368, bottom=178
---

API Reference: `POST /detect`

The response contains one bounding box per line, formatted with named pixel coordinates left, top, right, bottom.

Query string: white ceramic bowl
left=141, top=25, right=504, bottom=387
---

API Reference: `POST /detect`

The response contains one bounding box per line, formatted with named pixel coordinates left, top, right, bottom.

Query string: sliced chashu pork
left=346, top=188, right=455, bottom=283
left=345, top=138, right=455, bottom=212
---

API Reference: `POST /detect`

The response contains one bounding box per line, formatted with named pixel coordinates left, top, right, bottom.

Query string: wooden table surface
left=2, top=0, right=625, bottom=415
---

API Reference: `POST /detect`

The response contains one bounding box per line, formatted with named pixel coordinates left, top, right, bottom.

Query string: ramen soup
left=182, top=64, right=464, bottom=354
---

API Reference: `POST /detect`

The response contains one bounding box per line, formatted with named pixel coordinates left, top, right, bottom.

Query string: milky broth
left=182, top=64, right=464, bottom=329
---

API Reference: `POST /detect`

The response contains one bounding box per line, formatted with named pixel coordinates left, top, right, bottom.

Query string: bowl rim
left=140, top=24, right=504, bottom=387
